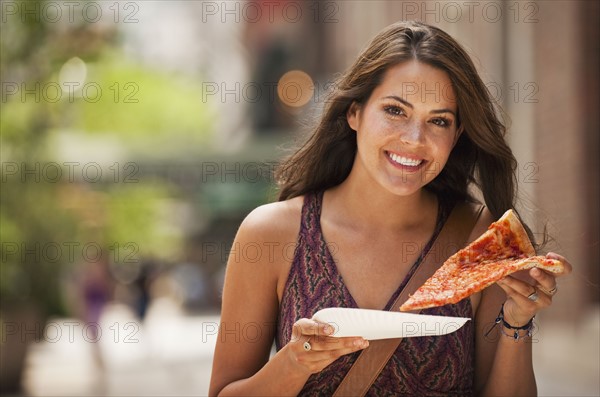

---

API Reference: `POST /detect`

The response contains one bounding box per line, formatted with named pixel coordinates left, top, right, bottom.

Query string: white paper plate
left=311, top=307, right=470, bottom=340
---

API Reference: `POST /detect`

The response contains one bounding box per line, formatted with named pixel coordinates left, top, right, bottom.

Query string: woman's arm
left=474, top=256, right=572, bottom=396
left=467, top=208, right=572, bottom=395
left=208, top=202, right=305, bottom=396
left=209, top=201, right=368, bottom=396
left=474, top=280, right=536, bottom=396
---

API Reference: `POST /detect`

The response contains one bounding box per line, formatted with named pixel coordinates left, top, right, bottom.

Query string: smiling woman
left=209, top=21, right=572, bottom=396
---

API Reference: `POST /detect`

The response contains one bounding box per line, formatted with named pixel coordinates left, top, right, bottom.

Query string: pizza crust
left=499, top=209, right=536, bottom=257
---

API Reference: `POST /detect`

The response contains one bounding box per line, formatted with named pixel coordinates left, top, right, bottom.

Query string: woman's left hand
left=497, top=252, right=573, bottom=326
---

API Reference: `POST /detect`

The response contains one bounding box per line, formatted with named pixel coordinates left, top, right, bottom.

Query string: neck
left=325, top=171, right=438, bottom=233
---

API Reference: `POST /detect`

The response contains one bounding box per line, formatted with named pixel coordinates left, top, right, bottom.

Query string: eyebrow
left=382, top=95, right=456, bottom=117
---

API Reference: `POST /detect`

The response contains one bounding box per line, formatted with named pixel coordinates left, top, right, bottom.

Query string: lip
left=385, top=150, right=427, bottom=172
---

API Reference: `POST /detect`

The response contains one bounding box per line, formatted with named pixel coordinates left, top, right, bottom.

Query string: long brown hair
left=276, top=21, right=520, bottom=224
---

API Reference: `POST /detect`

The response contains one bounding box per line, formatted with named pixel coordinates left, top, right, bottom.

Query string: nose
left=399, top=119, right=425, bottom=144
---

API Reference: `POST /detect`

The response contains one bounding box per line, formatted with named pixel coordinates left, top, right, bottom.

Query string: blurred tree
left=1, top=1, right=213, bottom=391
left=1, top=0, right=109, bottom=319
left=1, top=2, right=104, bottom=391
left=1, top=0, right=215, bottom=313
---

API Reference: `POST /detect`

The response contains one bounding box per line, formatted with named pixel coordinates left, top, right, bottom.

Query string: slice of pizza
left=399, top=209, right=565, bottom=312
left=399, top=256, right=564, bottom=311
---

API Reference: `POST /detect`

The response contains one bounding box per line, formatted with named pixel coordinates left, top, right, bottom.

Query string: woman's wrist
left=499, top=324, right=533, bottom=341
left=501, top=303, right=535, bottom=327
left=493, top=304, right=535, bottom=341
left=279, top=343, right=313, bottom=381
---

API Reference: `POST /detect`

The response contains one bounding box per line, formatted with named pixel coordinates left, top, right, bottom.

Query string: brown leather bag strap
left=333, top=202, right=485, bottom=397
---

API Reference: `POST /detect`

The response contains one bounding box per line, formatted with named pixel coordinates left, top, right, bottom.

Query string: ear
left=346, top=101, right=361, bottom=132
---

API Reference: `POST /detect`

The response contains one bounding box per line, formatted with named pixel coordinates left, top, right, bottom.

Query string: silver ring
left=527, top=289, right=539, bottom=302
left=303, top=339, right=312, bottom=352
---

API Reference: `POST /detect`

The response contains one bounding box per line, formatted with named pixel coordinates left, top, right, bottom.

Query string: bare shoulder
left=238, top=195, right=304, bottom=245
left=230, top=195, right=305, bottom=282
left=209, top=196, right=305, bottom=396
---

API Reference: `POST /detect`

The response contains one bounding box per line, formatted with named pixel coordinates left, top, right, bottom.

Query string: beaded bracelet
left=486, top=304, right=535, bottom=341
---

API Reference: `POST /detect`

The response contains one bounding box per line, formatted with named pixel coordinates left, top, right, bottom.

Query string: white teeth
left=388, top=152, right=423, bottom=167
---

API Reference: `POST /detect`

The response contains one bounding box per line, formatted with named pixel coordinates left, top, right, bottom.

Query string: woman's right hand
left=285, top=318, right=370, bottom=375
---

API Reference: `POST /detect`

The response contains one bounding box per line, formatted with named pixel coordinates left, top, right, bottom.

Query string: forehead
left=371, top=60, right=457, bottom=108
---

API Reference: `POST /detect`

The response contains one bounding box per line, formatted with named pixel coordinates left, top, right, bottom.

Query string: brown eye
left=384, top=105, right=404, bottom=116
left=431, top=117, right=451, bottom=128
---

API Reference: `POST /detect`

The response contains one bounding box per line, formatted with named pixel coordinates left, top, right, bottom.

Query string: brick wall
left=533, top=1, right=599, bottom=320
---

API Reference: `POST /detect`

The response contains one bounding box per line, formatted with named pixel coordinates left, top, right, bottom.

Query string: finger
left=497, top=276, right=550, bottom=309
left=292, top=319, right=334, bottom=342
left=496, top=279, right=533, bottom=306
left=496, top=281, right=539, bottom=324
left=499, top=275, right=553, bottom=306
left=536, top=284, right=558, bottom=297
left=498, top=275, right=537, bottom=298
left=300, top=340, right=369, bottom=364
left=309, top=336, right=368, bottom=352
left=529, top=267, right=557, bottom=292
left=505, top=268, right=535, bottom=285
left=546, top=252, right=573, bottom=275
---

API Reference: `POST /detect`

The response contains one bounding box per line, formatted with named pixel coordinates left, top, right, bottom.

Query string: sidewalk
left=532, top=305, right=600, bottom=397
left=22, top=300, right=599, bottom=396
left=23, top=299, right=218, bottom=396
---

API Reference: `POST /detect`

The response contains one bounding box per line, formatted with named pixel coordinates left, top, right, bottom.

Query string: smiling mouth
left=385, top=151, right=425, bottom=168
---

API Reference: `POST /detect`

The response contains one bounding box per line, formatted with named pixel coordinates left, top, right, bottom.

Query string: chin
left=379, top=170, right=432, bottom=193
left=380, top=180, right=425, bottom=197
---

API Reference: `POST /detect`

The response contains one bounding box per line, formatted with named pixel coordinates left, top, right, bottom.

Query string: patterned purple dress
left=275, top=191, right=475, bottom=396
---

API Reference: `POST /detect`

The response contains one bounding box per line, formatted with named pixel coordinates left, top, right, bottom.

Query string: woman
left=209, top=21, right=572, bottom=396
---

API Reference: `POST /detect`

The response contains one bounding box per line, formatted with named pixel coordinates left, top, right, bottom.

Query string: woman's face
left=347, top=60, right=460, bottom=197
